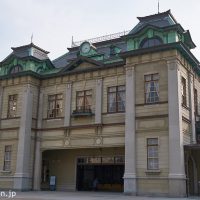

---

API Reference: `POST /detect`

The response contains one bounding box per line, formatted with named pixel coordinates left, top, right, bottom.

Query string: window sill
left=144, top=102, right=160, bottom=106
left=46, top=118, right=63, bottom=121
left=0, top=170, right=12, bottom=173
left=145, top=169, right=161, bottom=175
left=2, top=117, right=20, bottom=120
left=71, top=112, right=94, bottom=117
left=105, top=112, right=125, bottom=115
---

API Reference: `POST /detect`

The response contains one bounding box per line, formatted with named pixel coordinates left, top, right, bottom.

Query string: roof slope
left=129, top=10, right=177, bottom=35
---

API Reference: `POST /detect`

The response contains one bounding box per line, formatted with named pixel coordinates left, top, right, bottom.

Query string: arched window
left=10, top=65, right=22, bottom=74
left=140, top=37, right=163, bottom=49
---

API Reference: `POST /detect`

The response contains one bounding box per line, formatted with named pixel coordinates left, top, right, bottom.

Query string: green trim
left=121, top=41, right=199, bottom=72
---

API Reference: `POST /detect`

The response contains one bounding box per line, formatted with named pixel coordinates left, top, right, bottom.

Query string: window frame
left=181, top=77, right=187, bottom=107
left=194, top=88, right=198, bottom=115
left=76, top=90, right=92, bottom=112
left=47, top=93, right=63, bottom=119
left=7, top=94, right=18, bottom=118
left=147, top=138, right=159, bottom=170
left=140, top=36, right=163, bottom=49
left=3, top=145, right=12, bottom=171
left=107, top=85, right=125, bottom=113
left=144, top=73, right=159, bottom=104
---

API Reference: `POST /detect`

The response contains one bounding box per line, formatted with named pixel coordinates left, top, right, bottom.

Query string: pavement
left=1, top=191, right=199, bottom=200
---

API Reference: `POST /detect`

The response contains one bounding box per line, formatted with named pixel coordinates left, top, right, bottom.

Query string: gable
left=74, top=62, right=98, bottom=71
left=60, top=56, right=103, bottom=73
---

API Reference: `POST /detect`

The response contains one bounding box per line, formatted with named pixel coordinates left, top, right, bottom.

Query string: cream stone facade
left=0, top=10, right=200, bottom=197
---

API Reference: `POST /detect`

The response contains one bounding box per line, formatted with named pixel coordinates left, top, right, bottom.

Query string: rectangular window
left=76, top=90, right=92, bottom=112
left=107, top=85, right=125, bottom=113
left=47, top=94, right=63, bottom=118
left=3, top=145, right=12, bottom=171
left=7, top=95, right=17, bottom=118
left=147, top=138, right=159, bottom=170
left=181, top=77, right=187, bottom=106
left=194, top=89, right=198, bottom=115
left=144, top=74, right=159, bottom=104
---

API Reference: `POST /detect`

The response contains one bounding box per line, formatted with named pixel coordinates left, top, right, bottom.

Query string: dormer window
left=110, top=45, right=121, bottom=56
left=10, top=65, right=22, bottom=74
left=140, top=37, right=163, bottom=48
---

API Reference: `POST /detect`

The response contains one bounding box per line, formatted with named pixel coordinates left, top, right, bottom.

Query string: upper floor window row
left=47, top=86, right=126, bottom=119
left=6, top=74, right=163, bottom=120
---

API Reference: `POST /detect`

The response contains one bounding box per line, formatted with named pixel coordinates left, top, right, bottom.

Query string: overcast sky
left=0, top=0, right=200, bottom=61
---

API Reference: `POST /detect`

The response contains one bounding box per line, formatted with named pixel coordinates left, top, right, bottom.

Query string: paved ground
left=1, top=191, right=199, bottom=200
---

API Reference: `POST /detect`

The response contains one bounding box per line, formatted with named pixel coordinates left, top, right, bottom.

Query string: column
left=33, top=89, right=44, bottom=190
left=95, top=79, right=103, bottom=124
left=188, top=73, right=196, bottom=143
left=123, top=65, right=136, bottom=195
left=0, top=86, right=4, bottom=124
left=64, top=83, right=72, bottom=127
left=167, top=59, right=186, bottom=197
left=14, top=84, right=33, bottom=190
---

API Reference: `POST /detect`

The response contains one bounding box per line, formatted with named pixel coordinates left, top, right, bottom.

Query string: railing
left=72, top=107, right=93, bottom=117
left=71, top=30, right=130, bottom=47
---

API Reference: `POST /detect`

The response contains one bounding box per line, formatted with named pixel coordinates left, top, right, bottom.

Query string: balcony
left=72, top=107, right=93, bottom=117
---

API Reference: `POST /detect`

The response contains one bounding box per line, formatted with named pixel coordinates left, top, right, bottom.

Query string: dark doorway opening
left=76, top=165, right=124, bottom=192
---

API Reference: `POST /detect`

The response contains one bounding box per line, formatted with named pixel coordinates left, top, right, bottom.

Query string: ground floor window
left=3, top=145, right=12, bottom=171
left=147, top=138, right=159, bottom=170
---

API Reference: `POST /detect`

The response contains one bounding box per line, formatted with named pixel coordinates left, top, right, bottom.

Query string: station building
left=0, top=10, right=200, bottom=197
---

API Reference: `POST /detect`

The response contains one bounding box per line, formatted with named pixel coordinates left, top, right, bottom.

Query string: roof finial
left=71, top=36, right=75, bottom=47
left=158, top=0, right=160, bottom=13
left=31, top=33, right=33, bottom=44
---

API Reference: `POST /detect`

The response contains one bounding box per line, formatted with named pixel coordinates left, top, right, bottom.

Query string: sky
left=0, top=0, right=200, bottom=61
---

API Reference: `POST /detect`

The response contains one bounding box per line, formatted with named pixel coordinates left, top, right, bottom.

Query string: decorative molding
left=136, top=114, right=168, bottom=120
left=1, top=117, right=21, bottom=120
left=0, top=127, right=19, bottom=131
left=32, top=122, right=124, bottom=132
left=136, top=101, right=168, bottom=107
left=64, top=138, right=70, bottom=146
left=95, top=137, right=102, bottom=145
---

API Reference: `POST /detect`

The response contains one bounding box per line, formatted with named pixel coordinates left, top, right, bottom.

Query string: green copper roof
left=129, top=10, right=177, bottom=35
left=0, top=10, right=199, bottom=79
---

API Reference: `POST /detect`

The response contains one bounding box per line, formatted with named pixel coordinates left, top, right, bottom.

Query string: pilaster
left=188, top=73, right=196, bottom=144
left=33, top=89, right=44, bottom=190
left=95, top=79, right=103, bottom=124
left=167, top=59, right=186, bottom=197
left=0, top=86, right=4, bottom=126
left=14, top=84, right=33, bottom=191
left=124, top=65, right=136, bottom=195
left=64, top=83, right=72, bottom=127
